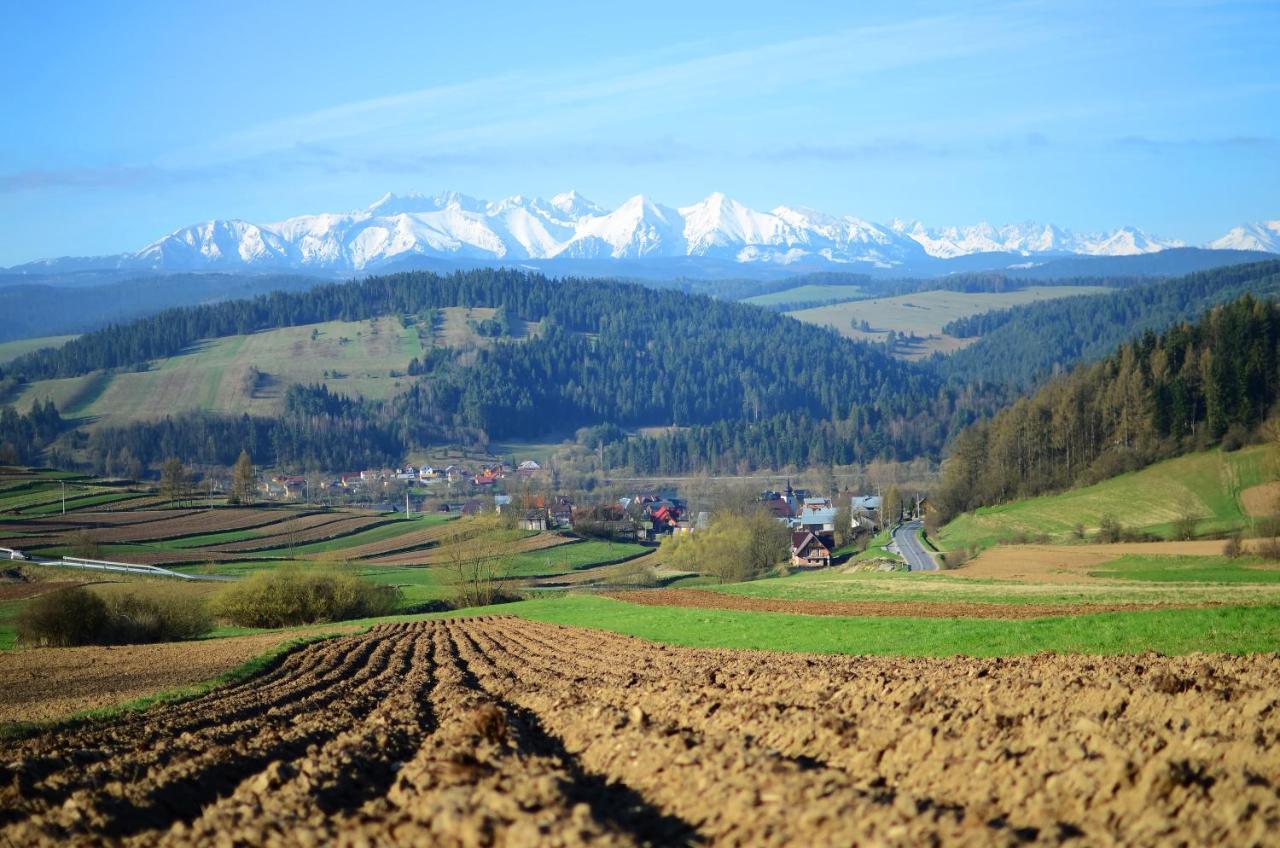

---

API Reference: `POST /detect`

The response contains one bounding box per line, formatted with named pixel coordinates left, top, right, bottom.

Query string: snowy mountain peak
left=12, top=191, right=1274, bottom=275
left=549, top=190, right=601, bottom=219
left=1208, top=221, right=1280, bottom=253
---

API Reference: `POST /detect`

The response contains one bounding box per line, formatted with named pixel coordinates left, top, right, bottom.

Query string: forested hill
left=1, top=269, right=1001, bottom=472
left=936, top=260, right=1280, bottom=388
left=931, top=293, right=1280, bottom=524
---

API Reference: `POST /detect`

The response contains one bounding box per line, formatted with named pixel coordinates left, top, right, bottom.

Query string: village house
left=791, top=529, right=835, bottom=569
left=850, top=495, right=882, bottom=532
left=799, top=498, right=837, bottom=533
left=276, top=475, right=307, bottom=499
left=494, top=494, right=513, bottom=513
left=259, top=479, right=286, bottom=499
left=549, top=496, right=574, bottom=528
left=461, top=500, right=484, bottom=516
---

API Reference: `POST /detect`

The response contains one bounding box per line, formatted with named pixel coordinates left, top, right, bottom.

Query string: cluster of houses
left=260, top=460, right=546, bottom=498
left=760, top=484, right=885, bottom=570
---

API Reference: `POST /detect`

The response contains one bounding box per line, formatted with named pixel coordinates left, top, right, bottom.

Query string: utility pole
left=61, top=480, right=66, bottom=516
left=405, top=488, right=411, bottom=517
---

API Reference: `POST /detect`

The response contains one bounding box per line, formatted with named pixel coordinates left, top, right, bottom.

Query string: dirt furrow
left=154, top=625, right=440, bottom=846
left=360, top=621, right=689, bottom=847
left=468, top=618, right=1280, bottom=846
left=458, top=619, right=983, bottom=845
left=1, top=618, right=1275, bottom=846
left=0, top=634, right=405, bottom=839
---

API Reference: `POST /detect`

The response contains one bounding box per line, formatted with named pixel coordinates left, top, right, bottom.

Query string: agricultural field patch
left=0, top=335, right=78, bottom=365
left=788, top=285, right=1112, bottom=359
left=2, top=617, right=1277, bottom=846
left=742, top=283, right=863, bottom=306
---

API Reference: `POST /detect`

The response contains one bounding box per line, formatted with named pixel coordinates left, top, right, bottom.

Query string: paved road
left=892, top=520, right=938, bottom=571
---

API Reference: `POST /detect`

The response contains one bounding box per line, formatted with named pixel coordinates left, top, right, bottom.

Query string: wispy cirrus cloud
left=160, top=9, right=1051, bottom=171
left=1115, top=135, right=1280, bottom=153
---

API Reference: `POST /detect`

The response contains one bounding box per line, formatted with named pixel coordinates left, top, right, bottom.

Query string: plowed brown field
left=3, top=618, right=1276, bottom=846
left=207, top=514, right=389, bottom=552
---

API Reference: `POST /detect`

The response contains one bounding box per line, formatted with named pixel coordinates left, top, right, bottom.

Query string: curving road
left=892, top=520, right=938, bottom=571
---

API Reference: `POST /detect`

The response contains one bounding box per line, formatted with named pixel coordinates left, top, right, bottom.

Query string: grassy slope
left=12, top=317, right=424, bottom=422
left=476, top=594, right=1280, bottom=656
left=788, top=286, right=1112, bottom=358
left=940, top=444, right=1277, bottom=550
left=743, top=284, right=863, bottom=306
left=0, top=335, right=79, bottom=365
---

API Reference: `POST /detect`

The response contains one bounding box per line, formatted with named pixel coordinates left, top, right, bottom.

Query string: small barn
left=519, top=508, right=549, bottom=532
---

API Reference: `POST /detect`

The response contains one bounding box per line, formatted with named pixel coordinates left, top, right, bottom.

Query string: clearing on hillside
left=10, top=317, right=423, bottom=424
left=788, top=285, right=1112, bottom=358
left=2, top=617, right=1274, bottom=846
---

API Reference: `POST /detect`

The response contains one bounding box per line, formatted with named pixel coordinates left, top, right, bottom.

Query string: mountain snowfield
left=1207, top=221, right=1280, bottom=253
left=11, top=191, right=1277, bottom=275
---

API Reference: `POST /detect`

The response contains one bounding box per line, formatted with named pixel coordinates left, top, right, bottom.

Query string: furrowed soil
left=0, top=633, right=305, bottom=723
left=601, top=588, right=1206, bottom=618
left=2, top=618, right=1277, bottom=846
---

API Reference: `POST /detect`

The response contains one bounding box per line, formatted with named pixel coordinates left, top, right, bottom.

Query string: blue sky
left=1, top=0, right=1277, bottom=265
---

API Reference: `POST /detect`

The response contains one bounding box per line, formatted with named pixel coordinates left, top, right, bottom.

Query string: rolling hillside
left=939, top=444, right=1277, bottom=550
left=10, top=309, right=543, bottom=425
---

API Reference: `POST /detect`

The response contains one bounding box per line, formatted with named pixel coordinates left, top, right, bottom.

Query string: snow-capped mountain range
left=9, top=192, right=1276, bottom=276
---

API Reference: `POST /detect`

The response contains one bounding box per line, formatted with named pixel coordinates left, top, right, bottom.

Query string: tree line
left=936, top=260, right=1280, bottom=389
left=931, top=294, right=1280, bottom=524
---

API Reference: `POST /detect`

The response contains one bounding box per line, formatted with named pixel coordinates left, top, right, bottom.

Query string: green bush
left=18, top=586, right=109, bottom=647
left=102, top=589, right=213, bottom=643
left=212, top=566, right=400, bottom=628
left=17, top=585, right=213, bottom=647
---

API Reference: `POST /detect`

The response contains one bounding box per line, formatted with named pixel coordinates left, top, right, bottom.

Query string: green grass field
left=1090, top=554, right=1280, bottom=583
left=787, top=286, right=1112, bottom=358
left=502, top=540, right=649, bottom=578
left=0, top=335, right=79, bottom=365
left=940, top=444, right=1277, bottom=550
left=743, top=284, right=863, bottom=307
left=451, top=594, right=1280, bottom=656
left=703, top=561, right=1280, bottom=606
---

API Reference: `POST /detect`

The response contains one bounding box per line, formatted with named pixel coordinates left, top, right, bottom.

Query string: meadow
left=742, top=284, right=863, bottom=307
left=788, top=285, right=1112, bottom=357
left=939, top=443, right=1277, bottom=549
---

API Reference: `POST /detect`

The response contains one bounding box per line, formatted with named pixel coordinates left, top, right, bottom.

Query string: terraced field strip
left=3, top=618, right=1276, bottom=846
left=362, top=530, right=574, bottom=565
left=207, top=514, right=393, bottom=553
left=302, top=520, right=459, bottom=561
left=18, top=492, right=147, bottom=515
left=81, top=509, right=307, bottom=544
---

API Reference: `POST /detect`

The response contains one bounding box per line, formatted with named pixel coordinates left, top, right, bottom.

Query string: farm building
left=519, top=509, right=550, bottom=532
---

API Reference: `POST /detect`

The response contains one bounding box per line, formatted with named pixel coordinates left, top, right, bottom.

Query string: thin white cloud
left=163, top=8, right=1054, bottom=171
